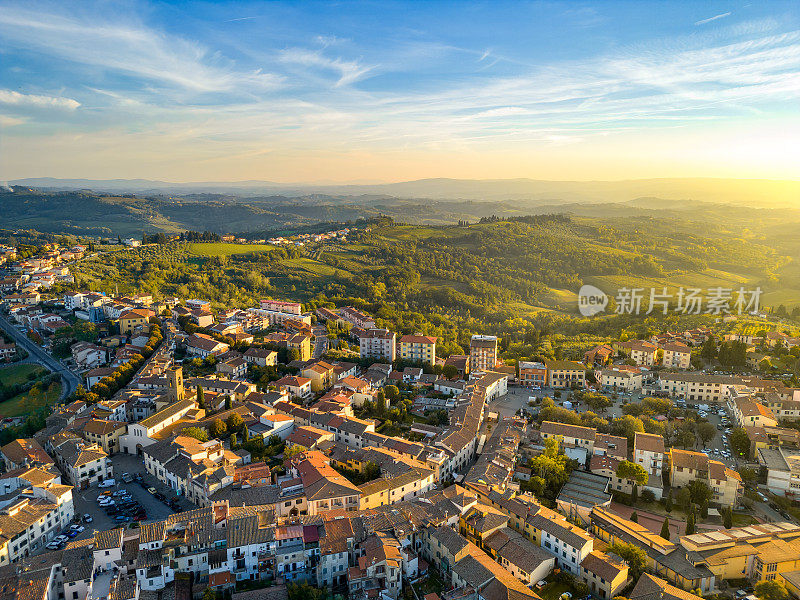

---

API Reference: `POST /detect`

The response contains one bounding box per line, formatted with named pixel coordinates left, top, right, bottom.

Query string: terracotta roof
left=400, top=334, right=437, bottom=344
left=635, top=432, right=666, bottom=455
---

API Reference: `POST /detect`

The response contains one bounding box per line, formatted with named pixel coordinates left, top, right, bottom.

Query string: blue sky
left=1, top=0, right=799, bottom=182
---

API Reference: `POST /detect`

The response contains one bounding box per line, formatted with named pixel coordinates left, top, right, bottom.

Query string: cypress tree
left=686, top=511, right=696, bottom=535
left=196, top=385, right=205, bottom=410
left=661, top=517, right=670, bottom=541
left=724, top=507, right=733, bottom=529
left=631, top=512, right=638, bottom=523
left=665, top=490, right=673, bottom=513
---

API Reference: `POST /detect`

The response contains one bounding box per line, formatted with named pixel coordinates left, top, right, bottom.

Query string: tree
left=730, top=428, right=751, bottom=458
left=641, top=489, right=656, bottom=503
left=209, top=419, right=227, bottom=438
left=696, top=421, right=717, bottom=448
left=724, top=506, right=733, bottom=529
left=675, top=428, right=696, bottom=449
left=224, top=395, right=232, bottom=410
left=442, top=364, right=458, bottom=379
left=196, top=385, right=205, bottom=410
left=611, top=415, right=645, bottom=445
left=630, top=511, right=638, bottom=523
left=755, top=581, right=789, bottom=600
left=632, top=484, right=638, bottom=504
left=665, top=489, right=673, bottom=513
left=202, top=587, right=217, bottom=600
left=608, top=542, right=648, bottom=581
left=226, top=412, right=244, bottom=433
left=700, top=500, right=709, bottom=519
left=384, top=385, right=400, bottom=401
left=181, top=427, right=209, bottom=442
left=285, top=444, right=305, bottom=460
left=686, top=510, right=696, bottom=535
left=687, top=479, right=713, bottom=507
left=660, top=517, right=670, bottom=540
left=230, top=433, right=238, bottom=449
left=676, top=487, right=691, bottom=511
left=583, top=392, right=611, bottom=413
left=616, top=460, right=649, bottom=486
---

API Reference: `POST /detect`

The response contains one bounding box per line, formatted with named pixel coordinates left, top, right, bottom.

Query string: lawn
left=413, top=570, right=445, bottom=597
left=539, top=582, right=573, bottom=600
left=0, top=364, right=48, bottom=386
left=0, top=381, right=62, bottom=417
left=731, top=513, right=759, bottom=527
left=185, top=242, right=275, bottom=257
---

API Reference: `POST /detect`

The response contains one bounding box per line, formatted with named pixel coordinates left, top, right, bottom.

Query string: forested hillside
left=69, top=212, right=798, bottom=360
left=0, top=188, right=531, bottom=236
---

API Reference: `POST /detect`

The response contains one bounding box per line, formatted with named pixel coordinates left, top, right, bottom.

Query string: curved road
left=0, top=312, right=81, bottom=401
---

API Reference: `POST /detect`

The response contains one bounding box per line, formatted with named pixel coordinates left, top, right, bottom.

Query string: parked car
left=83, top=514, right=93, bottom=523
left=121, top=473, right=133, bottom=483
left=115, top=515, right=131, bottom=522
left=147, top=487, right=157, bottom=495
left=112, top=489, right=128, bottom=497
left=98, top=478, right=116, bottom=488
left=66, top=530, right=79, bottom=538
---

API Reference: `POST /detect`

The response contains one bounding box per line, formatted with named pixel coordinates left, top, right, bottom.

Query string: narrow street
left=312, top=324, right=328, bottom=358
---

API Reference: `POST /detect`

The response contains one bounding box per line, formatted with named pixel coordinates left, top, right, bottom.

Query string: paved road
left=312, top=324, right=328, bottom=358
left=0, top=311, right=81, bottom=400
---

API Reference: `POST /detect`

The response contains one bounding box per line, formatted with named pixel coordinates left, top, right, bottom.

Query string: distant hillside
left=10, top=176, right=800, bottom=207
left=0, top=188, right=532, bottom=236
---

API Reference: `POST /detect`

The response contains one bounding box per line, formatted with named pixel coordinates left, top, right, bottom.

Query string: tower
left=167, top=365, right=184, bottom=402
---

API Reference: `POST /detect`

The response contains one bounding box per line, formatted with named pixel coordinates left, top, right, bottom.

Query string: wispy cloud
left=0, top=90, right=80, bottom=109
left=0, top=6, right=282, bottom=93
left=279, top=47, right=374, bottom=87
left=695, top=12, right=732, bottom=26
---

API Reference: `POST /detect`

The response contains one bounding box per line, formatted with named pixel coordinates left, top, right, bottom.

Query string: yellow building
left=119, top=308, right=150, bottom=335
left=288, top=333, right=312, bottom=361
left=399, top=334, right=437, bottom=366
left=81, top=419, right=127, bottom=454
left=580, top=550, right=629, bottom=599
left=301, top=361, right=335, bottom=392
left=681, top=521, right=800, bottom=584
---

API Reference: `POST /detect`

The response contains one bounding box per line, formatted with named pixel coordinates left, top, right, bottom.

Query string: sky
left=1, top=0, right=799, bottom=183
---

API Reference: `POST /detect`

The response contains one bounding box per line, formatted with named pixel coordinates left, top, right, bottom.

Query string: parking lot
left=66, top=453, right=194, bottom=545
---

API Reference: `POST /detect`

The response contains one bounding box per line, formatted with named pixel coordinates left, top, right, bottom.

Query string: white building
left=358, top=328, right=397, bottom=362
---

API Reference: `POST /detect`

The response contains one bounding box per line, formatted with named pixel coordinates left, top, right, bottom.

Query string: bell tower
left=167, top=365, right=184, bottom=402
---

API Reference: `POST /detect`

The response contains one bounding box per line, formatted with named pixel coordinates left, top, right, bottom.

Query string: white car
left=98, top=479, right=116, bottom=488
left=70, top=524, right=85, bottom=532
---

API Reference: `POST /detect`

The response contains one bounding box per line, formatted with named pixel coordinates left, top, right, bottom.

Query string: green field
left=186, top=242, right=275, bottom=257
left=0, top=364, right=47, bottom=386
left=282, top=257, right=343, bottom=277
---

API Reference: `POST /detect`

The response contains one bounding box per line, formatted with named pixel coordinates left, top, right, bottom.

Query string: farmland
left=185, top=243, right=276, bottom=257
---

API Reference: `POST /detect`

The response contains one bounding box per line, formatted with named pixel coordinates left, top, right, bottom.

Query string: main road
left=0, top=311, right=81, bottom=400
